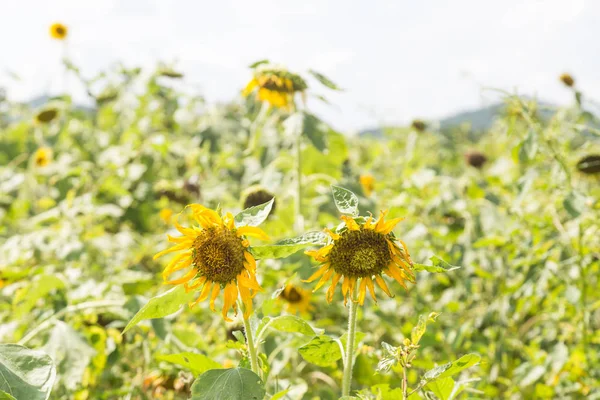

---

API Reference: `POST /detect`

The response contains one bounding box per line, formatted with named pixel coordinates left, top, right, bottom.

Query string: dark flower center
left=192, top=226, right=245, bottom=284
left=328, top=229, right=391, bottom=278
left=282, top=287, right=303, bottom=303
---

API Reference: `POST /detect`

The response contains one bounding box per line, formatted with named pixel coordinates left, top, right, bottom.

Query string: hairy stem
left=341, top=290, right=359, bottom=397
left=242, top=313, right=260, bottom=376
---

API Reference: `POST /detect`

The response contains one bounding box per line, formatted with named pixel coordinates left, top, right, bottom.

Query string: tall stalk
left=242, top=312, right=260, bottom=376
left=341, top=289, right=358, bottom=397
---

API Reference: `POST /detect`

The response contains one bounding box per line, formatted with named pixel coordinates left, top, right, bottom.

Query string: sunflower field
left=1, top=25, right=599, bottom=400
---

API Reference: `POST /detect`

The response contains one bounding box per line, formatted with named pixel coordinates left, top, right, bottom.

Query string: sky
left=0, top=0, right=598, bottom=131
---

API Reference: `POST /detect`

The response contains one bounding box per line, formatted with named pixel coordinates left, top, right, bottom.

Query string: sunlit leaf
left=0, top=344, right=56, bottom=400
left=190, top=368, right=265, bottom=400
left=298, top=336, right=342, bottom=367
left=156, top=353, right=221, bottom=376
left=250, top=231, right=327, bottom=259
left=331, top=185, right=359, bottom=216
left=413, top=256, right=460, bottom=273
left=234, top=198, right=274, bottom=227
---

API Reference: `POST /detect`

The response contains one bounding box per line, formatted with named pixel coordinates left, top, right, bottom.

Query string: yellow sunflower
left=159, top=208, right=174, bottom=224
left=359, top=174, right=375, bottom=197
left=154, top=205, right=269, bottom=321
left=49, top=23, right=68, bottom=40
left=279, top=285, right=313, bottom=314
left=305, top=211, right=415, bottom=305
left=242, top=65, right=307, bottom=110
left=33, top=147, right=52, bottom=167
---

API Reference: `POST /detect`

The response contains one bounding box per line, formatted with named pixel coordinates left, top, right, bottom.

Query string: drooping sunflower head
left=305, top=211, right=415, bottom=306
left=33, top=147, right=52, bottom=167
left=359, top=174, right=375, bottom=197
left=242, top=186, right=276, bottom=215
left=242, top=64, right=307, bottom=110
left=464, top=150, right=487, bottom=169
left=576, top=154, right=600, bottom=175
left=35, top=108, right=58, bottom=124
left=154, top=204, right=270, bottom=321
left=411, top=119, right=427, bottom=132
left=559, top=73, right=575, bottom=87
left=279, top=285, right=313, bottom=314
left=49, top=23, right=68, bottom=40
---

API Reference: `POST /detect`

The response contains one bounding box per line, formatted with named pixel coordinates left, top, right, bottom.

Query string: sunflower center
left=191, top=226, right=246, bottom=284
left=283, top=287, right=303, bottom=303
left=328, top=229, right=391, bottom=278
left=56, top=27, right=65, bottom=35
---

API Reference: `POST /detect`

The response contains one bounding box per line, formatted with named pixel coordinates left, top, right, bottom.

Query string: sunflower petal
left=324, top=228, right=340, bottom=240
left=239, top=284, right=253, bottom=319
left=243, top=251, right=257, bottom=273
left=164, top=268, right=197, bottom=285
left=341, top=216, right=360, bottom=231
left=304, top=263, right=330, bottom=283
left=184, top=276, right=206, bottom=292
left=209, top=284, right=221, bottom=312
left=374, top=275, right=393, bottom=298
left=189, top=281, right=213, bottom=308
left=326, top=273, right=342, bottom=303
left=365, top=277, right=377, bottom=303
left=222, top=282, right=238, bottom=322
left=386, top=264, right=409, bottom=289
left=153, top=243, right=190, bottom=260
left=358, top=278, right=368, bottom=305
left=376, top=217, right=404, bottom=234
left=314, top=268, right=334, bottom=291
left=238, top=271, right=263, bottom=291
left=236, top=226, right=270, bottom=241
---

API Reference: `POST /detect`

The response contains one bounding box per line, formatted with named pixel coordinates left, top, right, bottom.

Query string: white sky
left=0, top=0, right=597, bottom=131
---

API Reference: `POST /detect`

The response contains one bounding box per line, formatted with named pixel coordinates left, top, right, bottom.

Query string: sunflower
left=242, top=186, right=276, bottom=214
left=359, top=174, right=375, bottom=197
left=411, top=119, right=427, bottom=132
left=159, top=208, right=174, bottom=224
left=33, top=147, right=52, bottom=167
left=559, top=73, right=575, bottom=87
left=242, top=65, right=307, bottom=109
left=464, top=150, right=487, bottom=169
left=305, top=211, right=415, bottom=305
left=154, top=205, right=269, bottom=321
left=35, top=108, right=58, bottom=124
left=49, top=23, right=68, bottom=40
left=279, top=285, right=313, bottom=314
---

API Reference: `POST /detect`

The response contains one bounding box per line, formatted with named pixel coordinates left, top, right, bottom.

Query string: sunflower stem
left=294, top=132, right=304, bottom=233
left=242, top=313, right=260, bottom=376
left=341, top=289, right=359, bottom=397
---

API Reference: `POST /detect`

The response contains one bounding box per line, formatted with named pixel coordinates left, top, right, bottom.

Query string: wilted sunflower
left=411, top=119, right=427, bottom=132
left=33, top=147, right=52, bottom=167
left=154, top=205, right=269, bottom=321
left=305, top=211, right=415, bottom=305
left=242, top=65, right=307, bottom=109
left=279, top=285, right=313, bottom=314
left=242, top=187, right=276, bottom=214
left=464, top=150, right=487, bottom=169
left=35, top=108, right=58, bottom=124
left=359, top=174, right=375, bottom=197
left=559, top=73, right=575, bottom=87
left=49, top=23, right=68, bottom=40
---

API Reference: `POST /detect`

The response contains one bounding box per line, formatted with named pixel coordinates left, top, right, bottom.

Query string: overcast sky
left=1, top=0, right=598, bottom=131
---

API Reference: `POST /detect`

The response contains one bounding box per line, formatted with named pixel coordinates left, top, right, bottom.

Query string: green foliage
left=0, top=344, right=56, bottom=400
left=234, top=198, right=274, bottom=227
left=189, top=368, right=265, bottom=400
left=331, top=185, right=360, bottom=216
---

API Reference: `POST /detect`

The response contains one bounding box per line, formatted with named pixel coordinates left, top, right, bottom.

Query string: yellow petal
left=222, top=282, right=238, bottom=322
left=164, top=268, right=197, bottom=285
left=184, top=276, right=207, bottom=292
left=167, top=234, right=194, bottom=244
left=243, top=251, right=257, bottom=273
left=236, top=226, right=270, bottom=241
left=374, top=210, right=389, bottom=232
left=341, top=216, right=360, bottom=231
left=376, top=217, right=404, bottom=234
left=363, top=213, right=375, bottom=230
left=153, top=243, right=190, bottom=260
left=304, top=263, right=330, bottom=283
left=209, top=284, right=221, bottom=312
left=189, top=281, right=212, bottom=308
left=163, top=257, right=192, bottom=281
left=326, top=273, right=342, bottom=303
left=237, top=271, right=262, bottom=291
left=358, top=278, right=368, bottom=305
left=224, top=212, right=235, bottom=230
left=386, top=264, right=408, bottom=289
left=365, top=277, right=377, bottom=303
left=313, top=268, right=334, bottom=291
left=242, top=78, right=258, bottom=97
left=239, top=284, right=253, bottom=319
left=374, top=275, right=393, bottom=297
left=324, top=228, right=340, bottom=240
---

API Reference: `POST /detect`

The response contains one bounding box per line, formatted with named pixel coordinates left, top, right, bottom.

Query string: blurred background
left=1, top=0, right=598, bottom=131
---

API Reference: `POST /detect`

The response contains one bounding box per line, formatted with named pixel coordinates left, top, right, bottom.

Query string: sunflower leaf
left=413, top=256, right=460, bottom=273
left=331, top=185, right=359, bottom=216
left=249, top=231, right=327, bottom=259
left=266, top=315, right=316, bottom=336
left=190, top=368, right=265, bottom=400
left=0, top=344, right=56, bottom=400
left=249, top=59, right=270, bottom=69
left=234, top=198, right=274, bottom=227
left=298, top=335, right=342, bottom=367
left=422, top=353, right=481, bottom=382
left=156, top=353, right=221, bottom=376
left=123, top=286, right=194, bottom=334
left=309, top=70, right=343, bottom=91
left=303, top=112, right=328, bottom=152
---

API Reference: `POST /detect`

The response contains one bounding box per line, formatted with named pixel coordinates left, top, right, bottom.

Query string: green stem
left=341, top=292, right=359, bottom=397
left=294, top=133, right=304, bottom=233
left=242, top=313, right=260, bottom=376
left=402, top=366, right=409, bottom=400
left=577, top=222, right=588, bottom=358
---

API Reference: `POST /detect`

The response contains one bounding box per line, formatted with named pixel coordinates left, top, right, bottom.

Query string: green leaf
left=267, top=315, right=316, bottom=336
left=14, top=275, right=64, bottom=316
left=270, top=389, right=290, bottom=400
left=371, top=384, right=404, bottom=400
left=234, top=198, right=274, bottom=227
left=0, top=391, right=17, bottom=400
left=518, top=130, right=538, bottom=163
left=123, top=286, right=194, bottom=333
left=249, top=59, right=269, bottom=68
left=250, top=231, right=327, bottom=259
left=0, top=344, right=56, bottom=400
left=411, top=314, right=428, bottom=345
left=156, top=352, right=221, bottom=376
left=425, top=377, right=456, bottom=400
left=331, top=185, right=359, bottom=216
left=302, top=113, right=328, bottom=152
left=423, top=353, right=481, bottom=382
left=563, top=191, right=585, bottom=218
left=413, top=256, right=460, bottom=273
left=298, top=336, right=342, bottom=367
left=472, top=235, right=508, bottom=248
left=309, top=69, right=343, bottom=91
left=189, top=368, right=265, bottom=400
left=42, top=321, right=96, bottom=391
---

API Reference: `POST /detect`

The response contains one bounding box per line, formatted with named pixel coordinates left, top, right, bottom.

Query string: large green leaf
left=189, top=368, right=265, bottom=400
left=234, top=198, right=274, bottom=227
left=123, top=286, right=194, bottom=333
left=331, top=185, right=359, bottom=216
left=42, top=321, right=96, bottom=391
left=413, top=256, right=460, bottom=273
left=422, top=353, right=481, bottom=382
left=250, top=231, right=327, bottom=259
left=156, top=352, right=221, bottom=376
left=302, top=112, right=328, bottom=152
left=0, top=344, right=56, bottom=400
left=298, top=336, right=342, bottom=367
left=308, top=70, right=343, bottom=91
left=425, top=377, right=457, bottom=400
